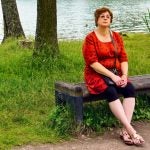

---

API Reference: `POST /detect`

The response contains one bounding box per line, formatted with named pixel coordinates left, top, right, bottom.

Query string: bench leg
left=73, top=96, right=83, bottom=123
left=55, top=90, right=66, bottom=106
left=55, top=90, right=83, bottom=123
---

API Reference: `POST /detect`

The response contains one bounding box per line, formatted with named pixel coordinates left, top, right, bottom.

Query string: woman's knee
left=123, top=82, right=135, bottom=98
left=104, top=86, right=119, bottom=102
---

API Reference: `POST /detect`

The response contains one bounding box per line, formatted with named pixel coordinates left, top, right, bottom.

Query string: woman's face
left=97, top=11, right=111, bottom=27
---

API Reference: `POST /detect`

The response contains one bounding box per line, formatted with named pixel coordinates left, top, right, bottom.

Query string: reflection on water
left=0, top=0, right=150, bottom=40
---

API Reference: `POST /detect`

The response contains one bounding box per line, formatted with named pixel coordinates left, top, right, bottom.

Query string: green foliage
left=142, top=9, right=150, bottom=32
left=0, top=34, right=149, bottom=149
left=46, top=106, right=75, bottom=137
left=83, top=101, right=118, bottom=132
left=134, top=94, right=150, bottom=120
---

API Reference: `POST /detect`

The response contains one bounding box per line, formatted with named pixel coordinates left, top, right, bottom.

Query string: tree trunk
left=1, top=0, right=25, bottom=42
left=34, top=0, right=59, bottom=57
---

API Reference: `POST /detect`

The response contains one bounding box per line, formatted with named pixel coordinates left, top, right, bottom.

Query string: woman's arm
left=120, top=61, right=128, bottom=87
left=90, top=62, right=122, bottom=84
left=121, top=61, right=128, bottom=76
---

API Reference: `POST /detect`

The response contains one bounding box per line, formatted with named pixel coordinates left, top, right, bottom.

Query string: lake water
left=0, top=0, right=150, bottom=41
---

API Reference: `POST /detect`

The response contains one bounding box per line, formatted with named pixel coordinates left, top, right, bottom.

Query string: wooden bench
left=55, top=74, right=150, bottom=123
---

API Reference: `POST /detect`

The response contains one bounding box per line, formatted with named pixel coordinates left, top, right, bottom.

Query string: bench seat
left=55, top=74, right=150, bottom=122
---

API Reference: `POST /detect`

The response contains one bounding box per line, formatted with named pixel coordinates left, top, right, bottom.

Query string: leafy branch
left=142, top=9, right=150, bottom=32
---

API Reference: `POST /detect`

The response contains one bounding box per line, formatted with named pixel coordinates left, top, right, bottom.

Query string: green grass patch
left=0, top=34, right=150, bottom=149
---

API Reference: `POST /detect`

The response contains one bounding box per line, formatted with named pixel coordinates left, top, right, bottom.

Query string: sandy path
left=13, top=121, right=150, bottom=150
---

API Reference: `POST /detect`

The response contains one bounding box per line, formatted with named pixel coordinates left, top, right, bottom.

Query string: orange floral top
left=82, top=31, right=128, bottom=94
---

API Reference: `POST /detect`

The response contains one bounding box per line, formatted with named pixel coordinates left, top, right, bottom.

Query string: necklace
left=95, top=28, right=111, bottom=42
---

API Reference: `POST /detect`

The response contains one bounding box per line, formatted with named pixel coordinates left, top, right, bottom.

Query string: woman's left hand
left=120, top=74, right=128, bottom=87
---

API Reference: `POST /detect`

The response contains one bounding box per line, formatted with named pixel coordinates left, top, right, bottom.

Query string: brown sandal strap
left=130, top=133, right=145, bottom=145
left=120, top=130, right=133, bottom=145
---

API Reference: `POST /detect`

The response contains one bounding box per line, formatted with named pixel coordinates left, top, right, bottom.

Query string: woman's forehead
left=100, top=11, right=110, bottom=15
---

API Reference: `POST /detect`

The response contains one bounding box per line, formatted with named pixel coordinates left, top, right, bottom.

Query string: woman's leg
left=121, top=97, right=135, bottom=143
left=108, top=99, right=135, bottom=134
left=118, top=83, right=136, bottom=123
left=103, top=86, right=136, bottom=134
left=122, top=97, right=135, bottom=123
left=109, top=98, right=133, bottom=145
left=109, top=99, right=145, bottom=145
left=104, top=86, right=144, bottom=145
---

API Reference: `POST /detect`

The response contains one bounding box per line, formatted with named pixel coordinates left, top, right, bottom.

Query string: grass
left=0, top=33, right=150, bottom=149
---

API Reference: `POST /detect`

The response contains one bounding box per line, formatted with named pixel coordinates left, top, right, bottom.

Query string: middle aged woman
left=82, top=7, right=145, bottom=146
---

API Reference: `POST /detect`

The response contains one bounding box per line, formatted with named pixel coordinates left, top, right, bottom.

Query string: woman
left=82, top=7, right=144, bottom=146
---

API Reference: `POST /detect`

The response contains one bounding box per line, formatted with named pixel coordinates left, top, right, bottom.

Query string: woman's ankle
left=124, top=125, right=136, bottom=136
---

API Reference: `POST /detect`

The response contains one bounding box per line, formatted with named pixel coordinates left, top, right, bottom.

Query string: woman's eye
left=100, top=15, right=110, bottom=19
left=100, top=15, right=105, bottom=18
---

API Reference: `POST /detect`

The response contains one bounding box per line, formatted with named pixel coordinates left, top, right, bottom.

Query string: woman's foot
left=130, top=132, right=145, bottom=146
left=125, top=126, right=145, bottom=146
left=120, top=129, right=133, bottom=145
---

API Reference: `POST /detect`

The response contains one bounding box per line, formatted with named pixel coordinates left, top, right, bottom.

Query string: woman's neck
left=96, top=27, right=110, bottom=36
left=94, top=26, right=111, bottom=42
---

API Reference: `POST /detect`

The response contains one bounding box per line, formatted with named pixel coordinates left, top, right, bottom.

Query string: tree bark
left=34, top=0, right=59, bottom=57
left=1, top=0, right=25, bottom=42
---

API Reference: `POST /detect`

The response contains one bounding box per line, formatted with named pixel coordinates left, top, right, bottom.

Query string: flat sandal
left=120, top=130, right=133, bottom=145
left=130, top=133, right=145, bottom=146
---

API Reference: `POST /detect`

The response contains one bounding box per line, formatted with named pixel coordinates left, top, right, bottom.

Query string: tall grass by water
left=0, top=33, right=150, bottom=149
left=143, top=9, right=150, bottom=32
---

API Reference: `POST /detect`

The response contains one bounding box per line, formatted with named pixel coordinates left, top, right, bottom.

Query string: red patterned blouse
left=82, top=31, right=128, bottom=94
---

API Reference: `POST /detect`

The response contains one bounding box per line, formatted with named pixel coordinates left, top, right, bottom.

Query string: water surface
left=0, top=0, right=150, bottom=40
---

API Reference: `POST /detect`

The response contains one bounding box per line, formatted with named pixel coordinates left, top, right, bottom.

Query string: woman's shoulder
left=83, top=31, right=97, bottom=44
left=84, top=31, right=95, bottom=40
left=111, top=30, right=123, bottom=41
left=112, top=30, right=121, bottom=37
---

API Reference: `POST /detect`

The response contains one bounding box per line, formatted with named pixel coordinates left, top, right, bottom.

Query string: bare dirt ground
left=13, top=121, right=150, bottom=150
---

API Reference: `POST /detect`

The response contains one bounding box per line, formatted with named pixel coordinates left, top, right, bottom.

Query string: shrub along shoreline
left=0, top=33, right=150, bottom=149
